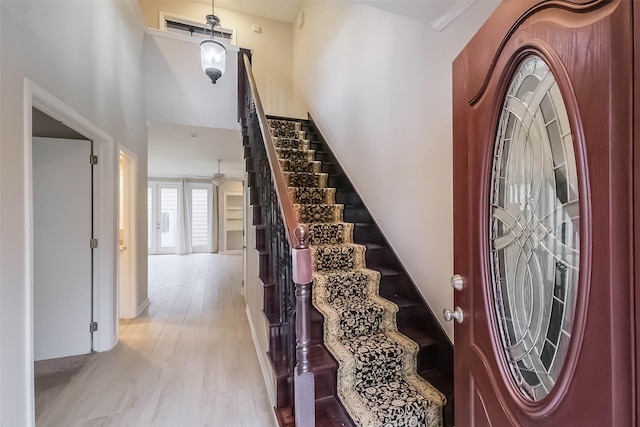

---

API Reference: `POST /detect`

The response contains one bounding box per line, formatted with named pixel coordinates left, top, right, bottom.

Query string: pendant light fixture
left=200, top=0, right=226, bottom=84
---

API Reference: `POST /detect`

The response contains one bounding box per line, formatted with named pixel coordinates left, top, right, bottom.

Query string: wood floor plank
left=37, top=254, right=274, bottom=427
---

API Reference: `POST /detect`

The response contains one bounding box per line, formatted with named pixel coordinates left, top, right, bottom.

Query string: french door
left=188, top=182, right=214, bottom=253
left=148, top=181, right=214, bottom=255
left=452, top=1, right=634, bottom=425
left=148, top=183, right=180, bottom=255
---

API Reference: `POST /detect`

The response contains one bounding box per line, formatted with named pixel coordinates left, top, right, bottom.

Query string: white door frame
left=148, top=181, right=181, bottom=255
left=118, top=146, right=138, bottom=320
left=23, top=79, right=116, bottom=417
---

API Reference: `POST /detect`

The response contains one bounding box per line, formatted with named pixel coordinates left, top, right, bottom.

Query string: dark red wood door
left=452, top=1, right=634, bottom=425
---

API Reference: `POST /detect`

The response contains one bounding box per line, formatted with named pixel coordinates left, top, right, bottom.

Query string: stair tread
left=386, top=294, right=419, bottom=308
left=399, top=327, right=439, bottom=347
left=277, top=397, right=353, bottom=427
left=375, top=267, right=402, bottom=277
left=316, top=396, right=354, bottom=426
left=309, top=344, right=337, bottom=372
left=363, top=242, right=386, bottom=250
left=268, top=343, right=338, bottom=376
left=267, top=350, right=289, bottom=378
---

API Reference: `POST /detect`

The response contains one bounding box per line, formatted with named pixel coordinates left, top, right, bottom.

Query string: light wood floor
left=37, top=253, right=274, bottom=427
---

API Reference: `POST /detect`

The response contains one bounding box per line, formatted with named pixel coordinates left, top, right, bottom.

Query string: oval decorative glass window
left=489, top=55, right=580, bottom=401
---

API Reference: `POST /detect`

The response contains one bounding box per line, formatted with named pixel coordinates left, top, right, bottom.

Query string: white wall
left=138, top=0, right=300, bottom=118
left=293, top=1, right=498, bottom=340
left=145, top=31, right=240, bottom=130
left=0, top=1, right=147, bottom=425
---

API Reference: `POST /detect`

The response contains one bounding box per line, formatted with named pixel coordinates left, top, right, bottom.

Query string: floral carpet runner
left=268, top=119, right=446, bottom=426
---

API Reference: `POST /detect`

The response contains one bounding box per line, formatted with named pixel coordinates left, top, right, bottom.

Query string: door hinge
left=90, top=155, right=98, bottom=165
left=90, top=322, right=98, bottom=332
left=90, top=238, right=98, bottom=249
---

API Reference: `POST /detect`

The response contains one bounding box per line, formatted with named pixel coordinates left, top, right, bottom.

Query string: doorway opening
left=119, top=149, right=138, bottom=319
left=25, top=79, right=117, bottom=421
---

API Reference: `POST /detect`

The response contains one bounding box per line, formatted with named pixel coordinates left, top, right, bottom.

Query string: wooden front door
left=452, top=1, right=635, bottom=425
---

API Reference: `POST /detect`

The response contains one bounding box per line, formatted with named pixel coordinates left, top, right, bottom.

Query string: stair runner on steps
left=268, top=118, right=446, bottom=427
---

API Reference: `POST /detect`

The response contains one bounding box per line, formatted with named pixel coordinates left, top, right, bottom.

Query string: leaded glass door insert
left=488, top=55, right=580, bottom=402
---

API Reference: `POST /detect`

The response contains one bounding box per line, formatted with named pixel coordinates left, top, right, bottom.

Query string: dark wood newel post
left=292, top=224, right=315, bottom=426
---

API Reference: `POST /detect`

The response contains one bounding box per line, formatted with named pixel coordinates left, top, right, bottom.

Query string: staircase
left=245, top=113, right=454, bottom=426
left=239, top=47, right=453, bottom=427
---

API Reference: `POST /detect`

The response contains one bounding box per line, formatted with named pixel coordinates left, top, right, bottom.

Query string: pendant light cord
left=209, top=0, right=217, bottom=38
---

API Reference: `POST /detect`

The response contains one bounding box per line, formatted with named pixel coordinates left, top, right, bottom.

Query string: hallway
left=37, top=254, right=274, bottom=427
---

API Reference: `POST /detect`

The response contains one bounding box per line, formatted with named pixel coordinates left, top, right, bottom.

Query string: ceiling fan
left=213, top=158, right=226, bottom=186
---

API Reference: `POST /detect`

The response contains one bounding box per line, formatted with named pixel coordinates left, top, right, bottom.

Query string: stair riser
left=395, top=306, right=423, bottom=330
left=252, top=206, right=263, bottom=225
left=314, top=152, right=334, bottom=164
left=274, top=375, right=291, bottom=409
left=353, top=224, right=384, bottom=245
left=247, top=171, right=256, bottom=187
left=320, top=163, right=341, bottom=175
left=365, top=247, right=402, bottom=271
left=342, top=208, right=373, bottom=224
left=245, top=159, right=255, bottom=172
left=255, top=227, right=266, bottom=251
left=258, top=253, right=271, bottom=284
left=263, top=285, right=278, bottom=323
left=311, top=317, right=323, bottom=345
left=314, top=367, right=337, bottom=400
left=417, top=344, right=441, bottom=372
left=335, top=191, right=362, bottom=206
left=250, top=187, right=260, bottom=206
left=327, top=176, right=350, bottom=190
left=378, top=275, right=418, bottom=300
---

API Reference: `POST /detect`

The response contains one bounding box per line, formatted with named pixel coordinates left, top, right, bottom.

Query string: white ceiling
left=147, top=122, right=244, bottom=179
left=359, top=0, right=480, bottom=28
left=196, top=0, right=302, bottom=23
left=194, top=0, right=482, bottom=26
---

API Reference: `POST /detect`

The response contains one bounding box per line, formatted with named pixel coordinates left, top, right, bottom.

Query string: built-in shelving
left=222, top=191, right=244, bottom=252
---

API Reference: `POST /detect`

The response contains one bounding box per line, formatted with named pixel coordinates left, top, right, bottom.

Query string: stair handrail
left=239, top=52, right=315, bottom=425
left=241, top=54, right=307, bottom=249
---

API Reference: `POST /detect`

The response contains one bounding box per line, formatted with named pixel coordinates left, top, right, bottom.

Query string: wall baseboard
left=137, top=298, right=150, bottom=317
left=245, top=305, right=277, bottom=421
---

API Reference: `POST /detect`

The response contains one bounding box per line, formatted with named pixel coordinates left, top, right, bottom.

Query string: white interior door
left=33, top=137, right=92, bottom=361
